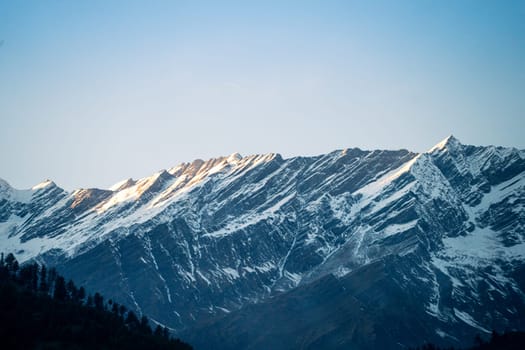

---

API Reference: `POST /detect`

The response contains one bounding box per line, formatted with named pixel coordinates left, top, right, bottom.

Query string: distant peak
left=109, top=178, right=136, bottom=192
left=227, top=152, right=243, bottom=163
left=0, top=178, right=13, bottom=197
left=153, top=169, right=174, bottom=182
left=32, top=179, right=56, bottom=190
left=0, top=177, right=12, bottom=188
left=427, top=135, right=461, bottom=153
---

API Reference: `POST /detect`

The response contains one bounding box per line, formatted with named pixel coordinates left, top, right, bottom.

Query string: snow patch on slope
left=355, top=154, right=420, bottom=198
left=32, top=179, right=55, bottom=190
left=381, top=220, right=418, bottom=236
left=202, top=192, right=296, bottom=238
left=454, top=309, right=490, bottom=333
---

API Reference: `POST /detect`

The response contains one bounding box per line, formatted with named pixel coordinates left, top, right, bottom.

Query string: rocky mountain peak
left=1, top=138, right=523, bottom=349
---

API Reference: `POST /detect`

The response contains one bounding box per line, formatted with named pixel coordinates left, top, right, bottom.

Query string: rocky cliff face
left=1, top=136, right=524, bottom=349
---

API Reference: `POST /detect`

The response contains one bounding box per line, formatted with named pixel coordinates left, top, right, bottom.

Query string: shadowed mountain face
left=1, top=136, right=524, bottom=349
left=184, top=258, right=450, bottom=350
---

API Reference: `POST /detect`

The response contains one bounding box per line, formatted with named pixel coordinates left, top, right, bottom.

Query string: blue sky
left=1, top=0, right=524, bottom=190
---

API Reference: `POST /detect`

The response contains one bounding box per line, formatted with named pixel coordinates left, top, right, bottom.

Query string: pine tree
left=119, top=304, right=127, bottom=318
left=47, top=267, right=57, bottom=291
left=78, top=286, right=86, bottom=302
left=12, top=260, right=19, bottom=273
left=53, top=276, right=67, bottom=301
left=154, top=325, right=163, bottom=337
left=94, top=292, right=104, bottom=310
left=30, top=263, right=39, bottom=291
left=140, top=315, right=152, bottom=334
left=162, top=327, right=170, bottom=339
left=0, top=253, right=6, bottom=279
left=112, top=302, right=120, bottom=315
left=18, top=263, right=33, bottom=288
left=125, top=311, right=140, bottom=330
left=67, top=279, right=78, bottom=301
left=39, top=265, right=49, bottom=293
left=5, top=253, right=18, bottom=274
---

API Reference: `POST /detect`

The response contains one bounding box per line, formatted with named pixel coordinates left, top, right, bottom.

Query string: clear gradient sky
left=1, top=0, right=524, bottom=190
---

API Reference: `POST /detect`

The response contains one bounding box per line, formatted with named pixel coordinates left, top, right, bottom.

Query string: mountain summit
left=1, top=137, right=524, bottom=349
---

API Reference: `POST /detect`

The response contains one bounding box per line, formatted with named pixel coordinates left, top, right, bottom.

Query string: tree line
left=0, top=252, right=193, bottom=350
left=412, top=330, right=525, bottom=350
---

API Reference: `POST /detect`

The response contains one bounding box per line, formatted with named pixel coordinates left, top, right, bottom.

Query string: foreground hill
left=0, top=253, right=192, bottom=350
left=1, top=136, right=524, bottom=349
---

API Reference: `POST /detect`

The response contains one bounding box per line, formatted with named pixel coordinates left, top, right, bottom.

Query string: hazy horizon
left=1, top=1, right=524, bottom=190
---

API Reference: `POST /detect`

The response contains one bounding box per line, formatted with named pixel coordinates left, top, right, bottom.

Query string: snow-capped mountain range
left=1, top=136, right=524, bottom=349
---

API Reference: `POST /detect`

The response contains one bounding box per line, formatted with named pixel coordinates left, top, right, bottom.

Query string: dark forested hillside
left=414, top=330, right=525, bottom=350
left=0, top=253, right=192, bottom=350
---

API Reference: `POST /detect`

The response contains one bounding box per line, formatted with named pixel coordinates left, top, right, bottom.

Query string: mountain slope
left=1, top=136, right=524, bottom=349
